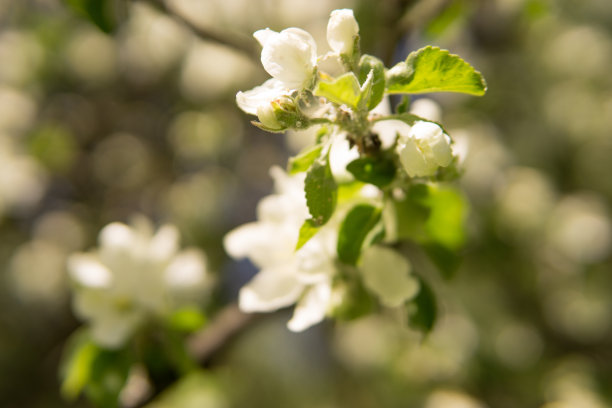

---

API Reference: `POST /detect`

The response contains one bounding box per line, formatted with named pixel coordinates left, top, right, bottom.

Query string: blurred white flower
left=359, top=245, right=419, bottom=307
left=326, top=9, right=359, bottom=55
left=0, top=134, right=46, bottom=215
left=224, top=166, right=337, bottom=332
left=67, top=217, right=209, bottom=348
left=397, top=121, right=453, bottom=177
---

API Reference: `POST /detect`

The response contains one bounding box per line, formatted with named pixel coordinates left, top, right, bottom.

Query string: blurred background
left=0, top=0, right=611, bottom=407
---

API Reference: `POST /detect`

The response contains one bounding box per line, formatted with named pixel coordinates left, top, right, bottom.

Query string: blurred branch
left=186, top=303, right=256, bottom=364
left=152, top=0, right=260, bottom=61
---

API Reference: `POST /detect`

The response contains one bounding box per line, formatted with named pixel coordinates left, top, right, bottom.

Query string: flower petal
left=360, top=246, right=420, bottom=307
left=68, top=253, right=113, bottom=288
left=287, top=281, right=331, bottom=332
left=236, top=78, right=286, bottom=115
left=260, top=28, right=316, bottom=89
left=165, top=249, right=207, bottom=289
left=239, top=265, right=303, bottom=312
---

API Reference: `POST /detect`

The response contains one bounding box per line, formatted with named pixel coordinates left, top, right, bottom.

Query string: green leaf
left=63, top=0, right=122, bottom=33
left=168, top=307, right=207, bottom=333
left=358, top=55, right=386, bottom=110
left=346, top=155, right=396, bottom=187
left=330, top=275, right=376, bottom=321
left=296, top=219, right=320, bottom=250
left=314, top=72, right=362, bottom=108
left=385, top=184, right=431, bottom=242
left=60, top=330, right=100, bottom=401
left=304, top=158, right=337, bottom=226
left=422, top=185, right=467, bottom=250
left=423, top=243, right=462, bottom=280
left=406, top=276, right=437, bottom=334
left=288, top=144, right=323, bottom=174
left=337, top=204, right=382, bottom=265
left=386, top=46, right=487, bottom=96
left=85, top=348, right=132, bottom=408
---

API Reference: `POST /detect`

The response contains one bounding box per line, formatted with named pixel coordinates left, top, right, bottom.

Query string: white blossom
left=375, top=121, right=453, bottom=177
left=254, top=27, right=317, bottom=89
left=224, top=166, right=337, bottom=331
left=359, top=245, right=419, bottom=307
left=67, top=217, right=208, bottom=348
left=326, top=9, right=359, bottom=55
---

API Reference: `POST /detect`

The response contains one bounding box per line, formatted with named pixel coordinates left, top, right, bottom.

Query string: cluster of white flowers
left=67, top=217, right=209, bottom=348
left=223, top=8, right=470, bottom=331
left=224, top=167, right=419, bottom=331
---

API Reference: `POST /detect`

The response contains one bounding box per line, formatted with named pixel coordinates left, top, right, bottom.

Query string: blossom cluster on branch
left=225, top=9, right=486, bottom=331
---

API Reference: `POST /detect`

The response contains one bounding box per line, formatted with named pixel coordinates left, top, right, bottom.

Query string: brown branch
left=155, top=0, right=260, bottom=61
left=186, top=303, right=256, bottom=364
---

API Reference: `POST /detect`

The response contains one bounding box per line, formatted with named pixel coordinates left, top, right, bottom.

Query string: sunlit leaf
left=60, top=330, right=100, bottom=401
left=314, top=72, right=361, bottom=108
left=358, top=55, right=385, bottom=110
left=386, top=46, right=487, bottom=96
left=295, top=219, right=320, bottom=250
left=288, top=144, right=323, bottom=175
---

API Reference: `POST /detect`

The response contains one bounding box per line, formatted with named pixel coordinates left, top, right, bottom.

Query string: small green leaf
left=406, top=276, right=437, bottom=334
left=396, top=95, right=411, bottom=114
left=346, top=155, right=396, bottom=187
left=386, top=46, right=487, bottom=96
left=314, top=72, right=362, bottom=108
left=358, top=55, right=386, bottom=110
left=288, top=144, right=323, bottom=174
left=337, top=204, right=382, bottom=265
left=304, top=158, right=337, bottom=226
left=296, top=219, right=320, bottom=250
left=60, top=330, right=100, bottom=401
left=168, top=307, right=207, bottom=333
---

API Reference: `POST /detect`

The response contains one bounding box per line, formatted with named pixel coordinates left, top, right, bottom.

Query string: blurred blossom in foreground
left=425, top=389, right=487, bottom=408
left=0, top=134, right=46, bottom=215
left=67, top=216, right=209, bottom=348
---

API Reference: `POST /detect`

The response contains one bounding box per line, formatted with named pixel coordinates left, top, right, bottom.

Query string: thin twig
left=155, top=0, right=260, bottom=61
left=186, top=303, right=256, bottom=364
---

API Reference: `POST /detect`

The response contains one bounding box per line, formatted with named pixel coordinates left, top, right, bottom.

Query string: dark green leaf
left=288, top=144, right=323, bottom=174
left=358, top=55, right=386, bottom=110
left=387, top=184, right=431, bottom=242
left=63, top=0, right=122, bottom=33
left=423, top=243, right=462, bottom=280
left=346, top=155, right=396, bottom=187
left=304, top=158, right=337, bottom=226
left=85, top=348, right=132, bottom=408
left=330, top=275, right=376, bottom=320
left=295, top=219, right=320, bottom=250
left=386, top=46, right=487, bottom=96
left=406, top=276, right=437, bottom=334
left=337, top=204, right=382, bottom=265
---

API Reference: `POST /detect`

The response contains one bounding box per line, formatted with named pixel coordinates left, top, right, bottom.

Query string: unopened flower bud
left=327, top=9, right=359, bottom=55
left=396, top=121, right=453, bottom=177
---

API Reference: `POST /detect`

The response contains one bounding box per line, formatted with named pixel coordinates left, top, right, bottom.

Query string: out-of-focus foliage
left=0, top=0, right=611, bottom=407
